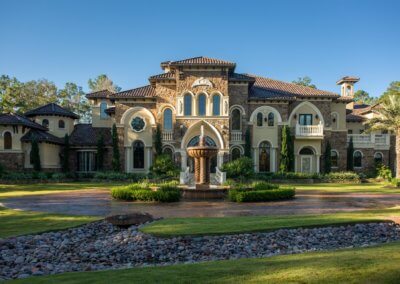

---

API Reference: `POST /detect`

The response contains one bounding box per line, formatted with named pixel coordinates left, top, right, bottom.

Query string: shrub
left=111, top=182, right=181, bottom=202
left=376, top=164, right=392, bottom=181
left=93, top=171, right=147, bottom=181
left=150, top=154, right=179, bottom=177
left=51, top=173, right=68, bottom=181
left=221, top=157, right=254, bottom=180
left=231, top=187, right=295, bottom=202
left=111, top=186, right=134, bottom=201
left=252, top=181, right=279, bottom=191
left=323, top=171, right=360, bottom=183
left=391, top=178, right=400, bottom=188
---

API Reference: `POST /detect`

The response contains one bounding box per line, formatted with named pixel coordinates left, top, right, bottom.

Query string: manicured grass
left=0, top=182, right=124, bottom=199
left=8, top=241, right=400, bottom=283
left=0, top=206, right=99, bottom=239
left=141, top=207, right=400, bottom=237
left=292, top=182, right=400, bottom=193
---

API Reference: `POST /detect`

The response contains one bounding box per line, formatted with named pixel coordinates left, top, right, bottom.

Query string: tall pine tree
left=324, top=141, right=332, bottom=174
left=30, top=138, right=41, bottom=172
left=111, top=124, right=120, bottom=171
left=347, top=137, right=354, bottom=171
left=62, top=134, right=70, bottom=172
left=96, top=134, right=105, bottom=171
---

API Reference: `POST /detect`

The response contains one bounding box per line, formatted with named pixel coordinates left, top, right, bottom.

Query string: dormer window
left=100, top=102, right=108, bottom=119
left=58, top=119, right=65, bottom=129
left=42, top=119, right=49, bottom=128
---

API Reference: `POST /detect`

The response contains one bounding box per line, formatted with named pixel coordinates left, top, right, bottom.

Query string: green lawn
left=0, top=182, right=122, bottom=199
left=292, top=182, right=400, bottom=193
left=8, top=241, right=400, bottom=284
left=0, top=206, right=99, bottom=238
left=141, top=207, right=400, bottom=237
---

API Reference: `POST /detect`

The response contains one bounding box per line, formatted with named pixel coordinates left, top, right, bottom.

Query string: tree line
left=0, top=74, right=120, bottom=122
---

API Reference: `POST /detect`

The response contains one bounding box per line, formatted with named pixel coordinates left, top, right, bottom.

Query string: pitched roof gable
left=24, top=103, right=79, bottom=119
left=112, top=85, right=156, bottom=98
left=0, top=113, right=47, bottom=130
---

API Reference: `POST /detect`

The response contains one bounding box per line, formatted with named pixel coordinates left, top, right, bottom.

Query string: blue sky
left=0, top=0, right=399, bottom=97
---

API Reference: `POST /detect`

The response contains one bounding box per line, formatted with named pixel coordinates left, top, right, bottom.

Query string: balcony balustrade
left=162, top=130, right=173, bottom=141
left=347, top=134, right=390, bottom=149
left=230, top=131, right=243, bottom=142
left=295, top=122, right=324, bottom=138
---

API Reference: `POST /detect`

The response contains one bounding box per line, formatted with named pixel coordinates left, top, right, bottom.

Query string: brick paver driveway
left=2, top=188, right=400, bottom=217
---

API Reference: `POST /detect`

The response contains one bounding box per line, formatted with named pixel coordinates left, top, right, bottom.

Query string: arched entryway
left=259, top=141, right=271, bottom=172
left=299, top=146, right=315, bottom=173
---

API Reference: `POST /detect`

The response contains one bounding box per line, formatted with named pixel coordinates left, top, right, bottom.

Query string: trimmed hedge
left=111, top=182, right=181, bottom=202
left=391, top=178, right=400, bottom=188
left=229, top=187, right=295, bottom=202
left=253, top=171, right=360, bottom=183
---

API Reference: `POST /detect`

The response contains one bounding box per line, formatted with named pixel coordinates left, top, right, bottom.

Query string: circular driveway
left=2, top=189, right=400, bottom=218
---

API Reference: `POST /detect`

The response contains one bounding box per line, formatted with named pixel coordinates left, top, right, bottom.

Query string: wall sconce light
left=315, top=114, right=319, bottom=119
left=264, top=117, right=268, bottom=122
left=333, top=118, right=336, bottom=123
left=294, top=114, right=297, bottom=119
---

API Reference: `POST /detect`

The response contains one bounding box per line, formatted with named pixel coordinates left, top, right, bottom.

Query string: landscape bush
left=93, top=171, right=147, bottom=181
left=391, top=178, right=400, bottom=188
left=322, top=172, right=361, bottom=183
left=111, top=182, right=181, bottom=202
left=150, top=154, right=179, bottom=178
left=221, top=157, right=254, bottom=180
left=229, top=187, right=295, bottom=202
left=376, top=164, right=392, bottom=181
left=252, top=181, right=280, bottom=191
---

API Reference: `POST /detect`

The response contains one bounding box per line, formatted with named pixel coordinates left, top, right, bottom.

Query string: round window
left=131, top=117, right=146, bottom=132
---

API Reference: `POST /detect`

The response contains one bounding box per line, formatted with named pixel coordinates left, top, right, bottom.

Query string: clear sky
left=0, top=0, right=399, bottom=97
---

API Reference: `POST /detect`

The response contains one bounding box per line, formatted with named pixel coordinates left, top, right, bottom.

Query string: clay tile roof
left=112, top=85, right=156, bottom=98
left=229, top=73, right=256, bottom=82
left=149, top=72, right=176, bottom=80
left=24, top=103, right=79, bottom=119
left=21, top=129, right=64, bottom=145
left=336, top=76, right=360, bottom=85
left=336, top=96, right=354, bottom=103
left=247, top=75, right=339, bottom=100
left=0, top=113, right=47, bottom=130
left=104, top=107, right=115, bottom=115
left=346, top=113, right=365, bottom=122
left=166, top=56, right=236, bottom=67
left=69, top=124, right=112, bottom=146
left=86, top=89, right=114, bottom=99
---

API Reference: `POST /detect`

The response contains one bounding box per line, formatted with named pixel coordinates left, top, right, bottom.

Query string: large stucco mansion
left=0, top=57, right=394, bottom=184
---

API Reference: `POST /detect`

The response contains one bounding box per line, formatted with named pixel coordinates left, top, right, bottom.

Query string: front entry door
left=301, top=156, right=312, bottom=173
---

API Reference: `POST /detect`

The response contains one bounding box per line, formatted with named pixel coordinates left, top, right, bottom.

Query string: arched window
left=4, top=132, right=12, bottom=150
left=231, top=109, right=241, bottom=130
left=299, top=147, right=314, bottom=155
left=42, top=119, right=49, bottom=128
left=58, top=120, right=65, bottom=129
left=133, top=140, right=145, bottom=169
left=231, top=147, right=241, bottom=161
left=268, top=112, right=275, bottom=126
left=198, top=94, right=206, bottom=116
left=184, top=94, right=192, bottom=116
left=100, top=102, right=108, bottom=119
left=163, top=147, right=174, bottom=160
left=212, top=94, right=221, bottom=116
left=331, top=113, right=339, bottom=130
left=346, top=86, right=352, bottom=96
left=331, top=150, right=338, bottom=167
left=374, top=152, right=383, bottom=164
left=163, top=108, right=173, bottom=130
left=353, top=151, right=362, bottom=168
left=257, top=112, right=263, bottom=127
left=259, top=141, right=271, bottom=172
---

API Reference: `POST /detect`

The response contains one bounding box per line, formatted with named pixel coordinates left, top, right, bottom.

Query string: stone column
left=194, top=157, right=200, bottom=183
left=200, top=157, right=206, bottom=184
left=316, top=154, right=321, bottom=173
left=253, top=147, right=258, bottom=172
left=181, top=151, right=187, bottom=171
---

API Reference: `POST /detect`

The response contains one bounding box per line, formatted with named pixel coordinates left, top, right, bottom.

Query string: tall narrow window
left=58, top=120, right=65, bottom=129
left=198, top=94, right=206, bottom=116
left=259, top=141, right=271, bottom=172
left=42, top=119, right=49, bottom=128
left=374, top=152, right=383, bottom=164
left=4, top=132, right=12, bottom=150
left=133, top=140, right=145, bottom=169
left=163, top=147, right=174, bottom=160
left=257, top=112, right=263, bottom=126
left=163, top=108, right=173, bottom=130
left=184, top=94, right=192, bottom=116
left=331, top=150, right=338, bottom=167
left=268, top=112, right=275, bottom=126
left=77, top=151, right=96, bottom=172
left=100, top=102, right=108, bottom=119
left=353, top=151, right=362, bottom=168
left=212, top=94, right=220, bottom=116
left=299, top=114, right=313, bottom=125
left=231, top=147, right=241, bottom=161
left=231, top=109, right=241, bottom=130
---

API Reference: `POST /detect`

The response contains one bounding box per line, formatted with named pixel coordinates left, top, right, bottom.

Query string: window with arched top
left=374, top=152, right=383, bottom=164
left=346, top=86, right=352, bottom=96
left=42, top=119, right=49, bottom=128
left=331, top=113, right=339, bottom=130
left=259, top=141, right=271, bottom=172
left=212, top=94, right=220, bottom=116
left=4, top=132, right=12, bottom=150
left=353, top=151, right=362, bottom=168
left=256, top=113, right=263, bottom=127
left=184, top=94, right=192, bottom=116
left=231, top=147, right=241, bottom=161
left=58, top=120, right=65, bottom=129
left=198, top=94, right=206, bottom=116
left=100, top=102, right=108, bottom=119
left=163, top=147, right=174, bottom=160
left=163, top=108, right=173, bottom=130
left=268, top=112, right=275, bottom=126
left=331, top=150, right=338, bottom=167
left=231, top=109, right=241, bottom=130
left=299, top=147, right=314, bottom=155
left=133, top=140, right=145, bottom=169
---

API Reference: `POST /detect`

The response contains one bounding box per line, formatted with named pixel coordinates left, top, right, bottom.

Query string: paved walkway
left=2, top=189, right=400, bottom=218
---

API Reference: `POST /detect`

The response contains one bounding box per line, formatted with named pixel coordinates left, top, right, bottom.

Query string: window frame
left=331, top=150, right=339, bottom=168
left=58, top=119, right=65, bottom=129
left=299, top=114, right=313, bottom=126
left=353, top=150, right=363, bottom=168
left=3, top=131, right=12, bottom=150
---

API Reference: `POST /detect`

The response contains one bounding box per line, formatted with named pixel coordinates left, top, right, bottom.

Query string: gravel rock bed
left=1, top=221, right=399, bottom=280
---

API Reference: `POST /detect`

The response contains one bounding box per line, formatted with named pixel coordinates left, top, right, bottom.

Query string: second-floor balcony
left=230, top=130, right=243, bottom=142
left=347, top=134, right=390, bottom=149
left=295, top=122, right=324, bottom=138
left=162, top=130, right=174, bottom=141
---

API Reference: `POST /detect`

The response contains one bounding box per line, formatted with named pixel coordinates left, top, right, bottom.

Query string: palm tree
left=367, top=94, right=400, bottom=177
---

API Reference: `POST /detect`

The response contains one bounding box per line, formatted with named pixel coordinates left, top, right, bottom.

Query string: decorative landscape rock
left=105, top=213, right=155, bottom=227
left=0, top=221, right=399, bottom=280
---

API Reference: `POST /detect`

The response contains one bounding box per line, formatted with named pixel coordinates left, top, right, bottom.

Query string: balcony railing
left=230, top=131, right=243, bottom=142
left=295, top=122, right=324, bottom=137
left=162, top=130, right=173, bottom=141
left=347, top=134, right=390, bottom=149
